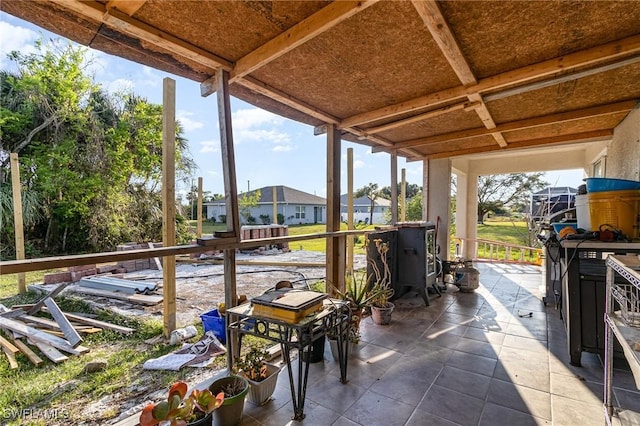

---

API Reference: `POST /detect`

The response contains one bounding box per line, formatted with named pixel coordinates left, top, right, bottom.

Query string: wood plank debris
left=31, top=340, right=68, bottom=363
left=70, top=286, right=163, bottom=305
left=0, top=292, right=136, bottom=367
left=13, top=339, right=44, bottom=366
left=44, top=298, right=83, bottom=347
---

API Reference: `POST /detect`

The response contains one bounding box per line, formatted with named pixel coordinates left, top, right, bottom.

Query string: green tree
left=477, top=173, right=547, bottom=224
left=379, top=182, right=421, bottom=200
left=355, top=183, right=380, bottom=225
left=0, top=38, right=195, bottom=256
left=239, top=189, right=261, bottom=224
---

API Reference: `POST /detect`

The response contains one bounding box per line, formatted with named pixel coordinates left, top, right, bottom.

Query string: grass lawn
left=187, top=221, right=375, bottom=254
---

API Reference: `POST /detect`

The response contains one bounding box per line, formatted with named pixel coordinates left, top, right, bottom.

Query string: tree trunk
left=369, top=199, right=374, bottom=225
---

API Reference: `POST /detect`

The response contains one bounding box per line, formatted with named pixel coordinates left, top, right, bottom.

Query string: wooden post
left=10, top=153, right=26, bottom=293
left=197, top=177, right=203, bottom=238
left=346, top=148, right=354, bottom=273
left=272, top=186, right=278, bottom=225
left=422, top=160, right=429, bottom=221
left=162, top=77, right=177, bottom=339
left=216, top=69, right=240, bottom=372
left=401, top=168, right=406, bottom=222
left=326, top=124, right=343, bottom=294
left=391, top=152, right=398, bottom=224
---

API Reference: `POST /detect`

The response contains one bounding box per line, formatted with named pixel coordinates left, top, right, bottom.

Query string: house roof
left=340, top=195, right=392, bottom=207
left=531, top=186, right=579, bottom=196
left=3, top=1, right=639, bottom=161
left=207, top=185, right=326, bottom=205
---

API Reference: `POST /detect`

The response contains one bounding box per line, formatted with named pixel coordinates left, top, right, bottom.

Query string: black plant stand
left=226, top=300, right=351, bottom=420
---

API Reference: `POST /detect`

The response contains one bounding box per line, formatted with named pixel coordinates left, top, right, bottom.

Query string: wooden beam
left=346, top=148, right=354, bottom=273
left=105, top=0, right=146, bottom=16
left=413, top=1, right=507, bottom=148
left=340, top=34, right=640, bottom=128
left=425, top=129, right=613, bottom=160
left=326, top=124, right=342, bottom=294
left=52, top=0, right=233, bottom=70
left=27, top=282, right=70, bottom=315
left=31, top=340, right=68, bottom=363
left=383, top=100, right=636, bottom=151
left=41, top=309, right=135, bottom=334
left=0, top=334, right=19, bottom=354
left=12, top=339, right=44, bottom=366
left=10, top=153, right=26, bottom=293
left=484, top=54, right=640, bottom=103
left=217, top=69, right=240, bottom=373
left=0, top=231, right=361, bottom=274
left=0, top=316, right=81, bottom=355
left=401, top=168, right=406, bottom=222
left=412, top=0, right=476, bottom=86
left=43, top=298, right=83, bottom=348
left=231, top=0, right=378, bottom=80
left=197, top=177, right=203, bottom=238
left=390, top=152, right=398, bottom=224
left=162, top=77, right=177, bottom=338
left=3, top=348, right=18, bottom=369
left=360, top=101, right=478, bottom=135
left=236, top=76, right=341, bottom=124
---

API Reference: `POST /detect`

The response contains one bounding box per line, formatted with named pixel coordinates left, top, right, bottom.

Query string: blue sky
left=1, top=12, right=584, bottom=199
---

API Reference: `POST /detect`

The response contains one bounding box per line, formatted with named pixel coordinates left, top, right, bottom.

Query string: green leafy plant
left=233, top=348, right=271, bottom=382
left=139, top=381, right=224, bottom=426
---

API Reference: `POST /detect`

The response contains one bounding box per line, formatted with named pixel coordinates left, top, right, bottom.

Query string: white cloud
left=105, top=78, right=134, bottom=94
left=273, top=145, right=292, bottom=152
left=0, top=21, right=39, bottom=69
left=177, top=110, right=204, bottom=132
left=199, top=140, right=220, bottom=154
left=231, top=108, right=289, bottom=145
left=140, top=66, right=161, bottom=87
left=354, top=160, right=365, bottom=169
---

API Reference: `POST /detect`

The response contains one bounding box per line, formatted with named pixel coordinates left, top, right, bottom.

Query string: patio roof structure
left=3, top=1, right=639, bottom=159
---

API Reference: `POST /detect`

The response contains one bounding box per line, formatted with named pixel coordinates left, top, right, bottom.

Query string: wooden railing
left=453, top=237, right=543, bottom=265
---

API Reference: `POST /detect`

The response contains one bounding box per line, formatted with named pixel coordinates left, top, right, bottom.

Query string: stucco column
left=425, top=158, right=451, bottom=260
left=464, top=171, right=479, bottom=260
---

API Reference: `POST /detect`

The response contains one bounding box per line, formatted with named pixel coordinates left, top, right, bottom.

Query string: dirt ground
left=43, top=250, right=366, bottom=425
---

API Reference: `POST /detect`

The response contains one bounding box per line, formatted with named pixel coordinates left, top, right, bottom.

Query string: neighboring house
left=339, top=195, right=391, bottom=225
left=529, top=186, right=578, bottom=222
left=204, top=185, right=326, bottom=225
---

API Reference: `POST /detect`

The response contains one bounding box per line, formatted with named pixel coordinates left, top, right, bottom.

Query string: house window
left=593, top=156, right=606, bottom=177
left=295, top=206, right=306, bottom=219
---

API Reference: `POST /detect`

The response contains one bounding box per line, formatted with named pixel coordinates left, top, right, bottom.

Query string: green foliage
left=355, top=183, right=381, bottom=225
left=238, top=190, right=261, bottom=224
left=276, top=213, right=285, bottom=225
left=259, top=214, right=270, bottom=224
left=0, top=38, right=195, bottom=256
left=477, top=173, right=547, bottom=224
left=233, top=347, right=270, bottom=382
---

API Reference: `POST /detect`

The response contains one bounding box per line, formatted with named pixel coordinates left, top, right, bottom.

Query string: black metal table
left=225, top=300, right=351, bottom=420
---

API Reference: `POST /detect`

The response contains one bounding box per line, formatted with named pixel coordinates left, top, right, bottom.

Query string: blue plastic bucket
left=200, top=309, right=226, bottom=344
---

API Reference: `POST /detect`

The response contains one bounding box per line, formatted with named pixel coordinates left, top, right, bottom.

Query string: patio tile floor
left=236, top=262, right=640, bottom=425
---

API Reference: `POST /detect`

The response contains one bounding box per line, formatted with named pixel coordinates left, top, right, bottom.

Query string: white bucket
left=575, top=194, right=591, bottom=231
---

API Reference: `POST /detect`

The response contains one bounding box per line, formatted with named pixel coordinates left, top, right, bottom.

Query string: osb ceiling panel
left=250, top=1, right=461, bottom=118
left=415, top=135, right=497, bottom=157
left=0, top=0, right=100, bottom=46
left=133, top=0, right=329, bottom=62
left=503, top=113, right=629, bottom=143
left=440, top=1, right=640, bottom=79
left=487, top=63, right=640, bottom=123
left=375, top=109, right=484, bottom=143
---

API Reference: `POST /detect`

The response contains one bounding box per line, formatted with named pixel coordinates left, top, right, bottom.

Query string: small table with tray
left=225, top=296, right=351, bottom=420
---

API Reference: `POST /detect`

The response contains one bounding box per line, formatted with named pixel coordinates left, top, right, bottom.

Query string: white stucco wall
left=605, top=108, right=640, bottom=181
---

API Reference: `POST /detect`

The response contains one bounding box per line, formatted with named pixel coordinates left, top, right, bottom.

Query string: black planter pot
left=302, top=334, right=325, bottom=363
left=188, top=412, right=213, bottom=426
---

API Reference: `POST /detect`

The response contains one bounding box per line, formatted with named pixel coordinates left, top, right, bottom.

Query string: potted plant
left=368, top=238, right=395, bottom=325
left=208, top=375, right=249, bottom=426
left=233, top=348, right=280, bottom=406
left=139, top=381, right=224, bottom=426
